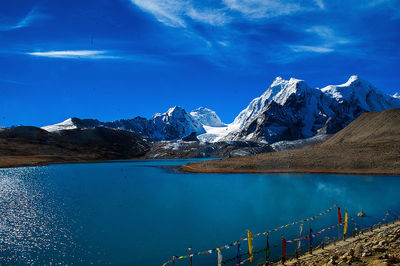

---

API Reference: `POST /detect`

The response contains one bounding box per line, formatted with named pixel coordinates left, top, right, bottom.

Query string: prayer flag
left=247, top=230, right=254, bottom=262
left=343, top=211, right=348, bottom=235
left=297, top=223, right=303, bottom=251
left=337, top=206, right=342, bottom=224
left=217, top=248, right=222, bottom=266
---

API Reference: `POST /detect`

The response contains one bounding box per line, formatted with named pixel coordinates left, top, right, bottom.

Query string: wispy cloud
left=289, top=45, right=333, bottom=53
left=129, top=0, right=323, bottom=28
left=222, top=0, right=303, bottom=19
left=0, top=7, right=50, bottom=31
left=130, top=0, right=231, bottom=27
left=186, top=7, right=231, bottom=26
left=25, top=49, right=164, bottom=63
left=126, top=0, right=375, bottom=66
left=288, top=25, right=351, bottom=55
left=130, top=0, right=187, bottom=27
left=306, top=26, right=349, bottom=45
left=313, top=0, right=325, bottom=9
left=27, top=50, right=121, bottom=59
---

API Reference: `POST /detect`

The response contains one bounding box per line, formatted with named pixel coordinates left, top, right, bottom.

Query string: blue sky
left=0, top=0, right=399, bottom=127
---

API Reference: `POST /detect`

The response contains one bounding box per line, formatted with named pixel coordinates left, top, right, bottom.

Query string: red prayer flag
left=337, top=206, right=342, bottom=224
left=282, top=237, right=286, bottom=262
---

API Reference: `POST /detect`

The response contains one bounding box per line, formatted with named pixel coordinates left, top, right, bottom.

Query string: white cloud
left=130, top=0, right=231, bottom=27
left=313, top=0, right=325, bottom=9
left=27, top=50, right=120, bottom=59
left=223, top=0, right=302, bottom=19
left=0, top=7, right=50, bottom=31
left=289, top=45, right=334, bottom=53
left=129, top=0, right=323, bottom=28
left=186, top=7, right=231, bottom=26
left=306, top=26, right=349, bottom=44
left=288, top=25, right=351, bottom=54
left=130, top=0, right=187, bottom=27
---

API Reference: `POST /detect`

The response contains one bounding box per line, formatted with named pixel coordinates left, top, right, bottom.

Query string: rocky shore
left=278, top=220, right=400, bottom=265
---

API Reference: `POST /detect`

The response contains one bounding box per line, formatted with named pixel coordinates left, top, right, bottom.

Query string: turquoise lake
left=1, top=159, right=400, bottom=265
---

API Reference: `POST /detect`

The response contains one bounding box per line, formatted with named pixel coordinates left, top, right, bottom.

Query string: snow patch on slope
left=41, top=118, right=78, bottom=132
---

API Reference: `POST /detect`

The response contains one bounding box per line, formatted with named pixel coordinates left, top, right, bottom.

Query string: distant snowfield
left=198, top=125, right=230, bottom=142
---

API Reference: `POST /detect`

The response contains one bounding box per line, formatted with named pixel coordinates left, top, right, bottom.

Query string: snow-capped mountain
left=321, top=75, right=398, bottom=112
left=42, top=118, right=100, bottom=132
left=151, top=106, right=205, bottom=140
left=42, top=106, right=208, bottom=141
left=42, top=75, right=400, bottom=145
left=221, top=75, right=400, bottom=143
left=190, top=107, right=225, bottom=127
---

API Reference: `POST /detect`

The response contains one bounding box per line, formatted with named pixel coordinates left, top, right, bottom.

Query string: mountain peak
left=166, top=106, right=186, bottom=116
left=289, top=77, right=305, bottom=84
left=393, top=92, right=400, bottom=99
left=341, top=75, right=373, bottom=88
left=42, top=117, right=78, bottom=132
left=271, top=76, right=304, bottom=87
left=190, top=107, right=225, bottom=127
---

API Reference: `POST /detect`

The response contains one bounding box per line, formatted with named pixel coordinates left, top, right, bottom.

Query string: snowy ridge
left=222, top=75, right=400, bottom=143
left=321, top=75, right=396, bottom=111
left=42, top=118, right=79, bottom=132
left=41, top=75, right=400, bottom=145
left=42, top=106, right=221, bottom=141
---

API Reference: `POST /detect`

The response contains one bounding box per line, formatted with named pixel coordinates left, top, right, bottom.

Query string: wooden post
left=308, top=228, right=313, bottom=255
left=282, top=237, right=286, bottom=264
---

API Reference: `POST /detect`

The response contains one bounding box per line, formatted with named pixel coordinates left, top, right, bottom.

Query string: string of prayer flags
left=286, top=223, right=341, bottom=243
left=161, top=204, right=337, bottom=266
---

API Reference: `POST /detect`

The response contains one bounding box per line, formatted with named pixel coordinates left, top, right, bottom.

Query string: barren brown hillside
left=181, top=109, right=400, bottom=175
left=323, top=108, right=400, bottom=145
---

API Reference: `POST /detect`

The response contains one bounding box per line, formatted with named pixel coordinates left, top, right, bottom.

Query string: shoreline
left=0, top=156, right=147, bottom=169
left=180, top=165, right=400, bottom=176
left=1, top=156, right=400, bottom=176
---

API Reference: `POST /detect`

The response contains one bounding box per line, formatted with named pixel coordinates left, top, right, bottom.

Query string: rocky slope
left=0, top=126, right=150, bottom=168
left=145, top=140, right=272, bottom=159
left=279, top=220, right=400, bottom=266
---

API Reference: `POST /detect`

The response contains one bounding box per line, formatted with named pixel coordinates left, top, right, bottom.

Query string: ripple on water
left=0, top=167, right=79, bottom=264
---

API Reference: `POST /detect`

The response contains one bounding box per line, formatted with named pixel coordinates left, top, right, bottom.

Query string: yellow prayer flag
left=343, top=211, right=348, bottom=235
left=247, top=230, right=254, bottom=262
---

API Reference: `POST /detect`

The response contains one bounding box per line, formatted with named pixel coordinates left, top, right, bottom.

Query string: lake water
left=1, top=159, right=400, bottom=265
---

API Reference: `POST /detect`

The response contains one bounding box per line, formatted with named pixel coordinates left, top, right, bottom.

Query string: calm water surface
left=1, top=159, right=400, bottom=265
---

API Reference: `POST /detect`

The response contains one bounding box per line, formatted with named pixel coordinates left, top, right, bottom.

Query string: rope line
left=161, top=205, right=336, bottom=265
